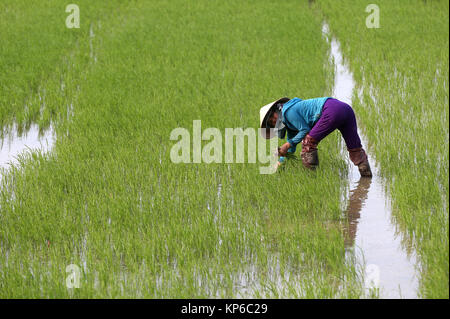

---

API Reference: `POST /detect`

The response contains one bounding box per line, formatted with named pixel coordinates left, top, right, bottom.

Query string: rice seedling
left=0, top=0, right=363, bottom=298
left=316, top=0, right=449, bottom=298
left=3, top=0, right=445, bottom=299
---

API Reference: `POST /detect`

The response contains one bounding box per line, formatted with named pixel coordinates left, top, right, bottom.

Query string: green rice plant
left=317, top=0, right=449, bottom=298
left=1, top=0, right=364, bottom=298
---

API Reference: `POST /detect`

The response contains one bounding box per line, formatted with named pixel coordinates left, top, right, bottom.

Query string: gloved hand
left=278, top=142, right=291, bottom=157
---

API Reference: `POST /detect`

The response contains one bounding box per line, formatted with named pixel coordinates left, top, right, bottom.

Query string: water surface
left=0, top=124, right=55, bottom=171
left=323, top=22, right=420, bottom=298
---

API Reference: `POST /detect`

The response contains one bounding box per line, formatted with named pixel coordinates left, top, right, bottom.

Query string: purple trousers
left=308, top=98, right=362, bottom=149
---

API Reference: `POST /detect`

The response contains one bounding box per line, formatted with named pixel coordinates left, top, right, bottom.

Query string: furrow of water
left=322, top=22, right=420, bottom=298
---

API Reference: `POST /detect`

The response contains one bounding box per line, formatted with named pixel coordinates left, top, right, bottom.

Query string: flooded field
left=0, top=0, right=447, bottom=298
left=0, top=124, right=54, bottom=170
left=323, top=23, right=420, bottom=298
left=319, top=0, right=448, bottom=298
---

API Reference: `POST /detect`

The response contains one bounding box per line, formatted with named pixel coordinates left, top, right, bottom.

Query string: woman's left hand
left=278, top=142, right=291, bottom=157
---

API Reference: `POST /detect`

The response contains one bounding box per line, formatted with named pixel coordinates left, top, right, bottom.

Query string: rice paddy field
left=0, top=0, right=448, bottom=299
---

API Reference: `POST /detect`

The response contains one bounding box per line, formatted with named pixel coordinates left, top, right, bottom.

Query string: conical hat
left=259, top=97, right=290, bottom=139
left=259, top=97, right=290, bottom=128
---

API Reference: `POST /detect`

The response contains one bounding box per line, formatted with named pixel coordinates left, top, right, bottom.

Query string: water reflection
left=0, top=124, right=55, bottom=170
left=323, top=21, right=419, bottom=298
left=343, top=177, right=371, bottom=247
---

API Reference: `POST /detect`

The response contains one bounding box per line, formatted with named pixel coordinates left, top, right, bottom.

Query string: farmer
left=259, top=97, right=372, bottom=177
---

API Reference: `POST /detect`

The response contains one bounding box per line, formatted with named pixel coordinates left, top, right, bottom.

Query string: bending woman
left=259, top=97, right=372, bottom=177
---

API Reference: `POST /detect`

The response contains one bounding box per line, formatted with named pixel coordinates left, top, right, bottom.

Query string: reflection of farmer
left=260, top=97, right=372, bottom=177
left=343, top=177, right=372, bottom=247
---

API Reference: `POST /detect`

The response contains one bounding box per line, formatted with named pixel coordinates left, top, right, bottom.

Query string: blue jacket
left=279, top=97, right=331, bottom=163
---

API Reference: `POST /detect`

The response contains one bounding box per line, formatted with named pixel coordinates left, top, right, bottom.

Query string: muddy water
left=0, top=124, right=55, bottom=171
left=323, top=23, right=420, bottom=298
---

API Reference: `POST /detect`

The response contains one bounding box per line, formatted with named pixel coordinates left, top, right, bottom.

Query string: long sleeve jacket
left=279, top=97, right=330, bottom=162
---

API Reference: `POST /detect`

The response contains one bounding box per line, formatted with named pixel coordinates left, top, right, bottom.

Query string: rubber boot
left=348, top=147, right=372, bottom=177
left=301, top=134, right=319, bottom=170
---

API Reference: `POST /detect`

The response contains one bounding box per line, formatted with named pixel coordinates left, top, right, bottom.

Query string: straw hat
left=259, top=97, right=290, bottom=139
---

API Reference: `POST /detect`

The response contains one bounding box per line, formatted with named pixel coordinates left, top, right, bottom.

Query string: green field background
left=0, top=0, right=448, bottom=298
left=318, top=0, right=449, bottom=298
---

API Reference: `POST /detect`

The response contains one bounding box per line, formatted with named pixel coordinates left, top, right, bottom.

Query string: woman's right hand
left=278, top=142, right=291, bottom=157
